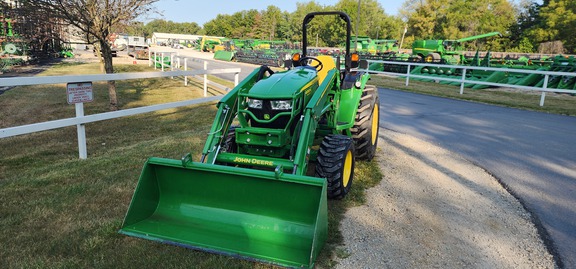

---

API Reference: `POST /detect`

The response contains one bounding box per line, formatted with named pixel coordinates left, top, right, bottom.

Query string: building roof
left=151, top=33, right=224, bottom=41
left=151, top=33, right=200, bottom=41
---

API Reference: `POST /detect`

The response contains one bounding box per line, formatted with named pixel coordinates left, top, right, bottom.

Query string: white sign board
left=67, top=82, right=93, bottom=104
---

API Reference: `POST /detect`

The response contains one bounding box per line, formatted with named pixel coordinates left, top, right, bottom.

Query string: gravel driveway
left=335, top=129, right=557, bottom=268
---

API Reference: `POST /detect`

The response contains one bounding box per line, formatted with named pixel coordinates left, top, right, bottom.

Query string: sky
left=151, top=0, right=402, bottom=25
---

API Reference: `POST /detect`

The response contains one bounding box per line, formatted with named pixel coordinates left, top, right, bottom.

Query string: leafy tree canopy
left=136, top=0, right=576, bottom=54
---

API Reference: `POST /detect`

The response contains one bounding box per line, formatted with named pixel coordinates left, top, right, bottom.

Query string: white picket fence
left=0, top=68, right=240, bottom=159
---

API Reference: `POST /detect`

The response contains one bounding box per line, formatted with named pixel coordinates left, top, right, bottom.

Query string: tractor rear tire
left=315, top=134, right=355, bottom=200
left=352, top=85, right=380, bottom=161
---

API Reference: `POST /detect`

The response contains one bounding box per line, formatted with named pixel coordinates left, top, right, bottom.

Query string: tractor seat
left=316, top=55, right=337, bottom=85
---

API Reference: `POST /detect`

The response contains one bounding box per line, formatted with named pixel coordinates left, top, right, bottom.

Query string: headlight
left=270, top=100, right=293, bottom=110
left=354, top=81, right=362, bottom=89
left=247, top=98, right=263, bottom=109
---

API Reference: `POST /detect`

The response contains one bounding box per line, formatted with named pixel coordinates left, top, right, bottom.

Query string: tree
left=440, top=0, right=515, bottom=51
left=275, top=11, right=293, bottom=40
left=400, top=0, right=514, bottom=51
left=511, top=0, right=576, bottom=54
left=203, top=14, right=234, bottom=37
left=288, top=1, right=325, bottom=42
left=508, top=0, right=539, bottom=52
left=204, top=9, right=260, bottom=39
left=261, top=5, right=282, bottom=40
left=401, top=0, right=449, bottom=40
left=379, top=16, right=406, bottom=40
left=142, top=19, right=201, bottom=36
left=335, top=0, right=387, bottom=37
left=537, top=0, right=576, bottom=53
left=35, top=0, right=158, bottom=111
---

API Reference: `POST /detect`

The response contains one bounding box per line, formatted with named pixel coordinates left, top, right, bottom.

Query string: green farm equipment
left=229, top=39, right=300, bottom=67
left=412, top=32, right=502, bottom=64
left=374, top=39, right=399, bottom=55
left=213, top=40, right=235, bottom=61
left=119, top=11, right=380, bottom=268
left=196, top=36, right=222, bottom=52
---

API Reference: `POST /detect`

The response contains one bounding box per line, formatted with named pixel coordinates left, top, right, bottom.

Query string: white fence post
left=204, top=60, right=208, bottom=97
left=184, top=58, right=188, bottom=86
left=170, top=54, right=175, bottom=79
left=540, top=74, right=550, bottom=107
left=75, top=103, right=87, bottom=159
left=153, top=51, right=157, bottom=69
left=405, top=64, right=411, bottom=86
left=460, top=68, right=467, bottom=95
left=161, top=53, right=165, bottom=72
left=235, top=72, right=239, bottom=87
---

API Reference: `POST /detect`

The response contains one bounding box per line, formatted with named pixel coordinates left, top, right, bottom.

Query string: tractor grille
left=248, top=104, right=291, bottom=129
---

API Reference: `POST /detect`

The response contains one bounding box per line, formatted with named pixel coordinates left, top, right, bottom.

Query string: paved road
left=378, top=88, right=576, bottom=268
left=149, top=47, right=256, bottom=82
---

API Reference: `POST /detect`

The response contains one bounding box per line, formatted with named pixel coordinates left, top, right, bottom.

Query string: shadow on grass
left=0, top=62, right=384, bottom=269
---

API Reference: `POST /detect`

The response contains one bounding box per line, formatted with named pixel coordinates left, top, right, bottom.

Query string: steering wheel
left=299, top=56, right=323, bottom=71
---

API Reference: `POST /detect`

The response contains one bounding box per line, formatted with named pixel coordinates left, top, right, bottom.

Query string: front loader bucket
left=119, top=157, right=328, bottom=268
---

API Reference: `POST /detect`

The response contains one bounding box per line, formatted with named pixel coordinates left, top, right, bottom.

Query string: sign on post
left=67, top=82, right=92, bottom=159
left=67, top=82, right=93, bottom=104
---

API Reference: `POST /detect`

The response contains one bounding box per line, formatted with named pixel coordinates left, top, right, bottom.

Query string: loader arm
left=292, top=69, right=338, bottom=174
left=201, top=67, right=261, bottom=163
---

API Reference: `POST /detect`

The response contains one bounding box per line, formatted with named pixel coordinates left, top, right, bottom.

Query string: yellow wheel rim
left=343, top=150, right=353, bottom=187
left=371, top=104, right=379, bottom=145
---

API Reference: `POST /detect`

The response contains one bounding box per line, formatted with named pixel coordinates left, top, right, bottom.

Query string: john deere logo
left=264, top=114, right=270, bottom=120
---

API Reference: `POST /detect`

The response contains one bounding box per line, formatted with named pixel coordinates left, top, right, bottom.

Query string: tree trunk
left=100, top=40, right=118, bottom=111
left=94, top=43, right=105, bottom=73
left=107, top=80, right=118, bottom=111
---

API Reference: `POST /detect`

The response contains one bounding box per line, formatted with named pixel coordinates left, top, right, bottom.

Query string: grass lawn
left=4, top=60, right=571, bottom=268
left=0, top=62, right=382, bottom=269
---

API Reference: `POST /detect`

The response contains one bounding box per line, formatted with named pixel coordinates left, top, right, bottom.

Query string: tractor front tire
left=352, top=85, right=380, bottom=161
left=315, top=135, right=356, bottom=199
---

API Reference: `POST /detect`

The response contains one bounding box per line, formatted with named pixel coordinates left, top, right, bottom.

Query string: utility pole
left=399, top=25, right=407, bottom=51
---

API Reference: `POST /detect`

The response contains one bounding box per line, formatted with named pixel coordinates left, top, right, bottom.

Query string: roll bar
left=302, top=11, right=353, bottom=73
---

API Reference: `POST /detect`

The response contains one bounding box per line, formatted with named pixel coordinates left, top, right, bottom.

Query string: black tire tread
left=352, top=85, right=380, bottom=160
left=315, top=134, right=355, bottom=199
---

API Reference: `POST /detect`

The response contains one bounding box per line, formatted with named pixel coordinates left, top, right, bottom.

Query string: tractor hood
left=246, top=68, right=318, bottom=99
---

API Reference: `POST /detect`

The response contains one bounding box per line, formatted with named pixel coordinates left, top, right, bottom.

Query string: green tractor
left=119, top=11, right=380, bottom=268
left=412, top=31, right=502, bottom=64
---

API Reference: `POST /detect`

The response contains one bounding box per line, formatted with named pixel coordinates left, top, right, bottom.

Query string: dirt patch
left=335, top=129, right=557, bottom=268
